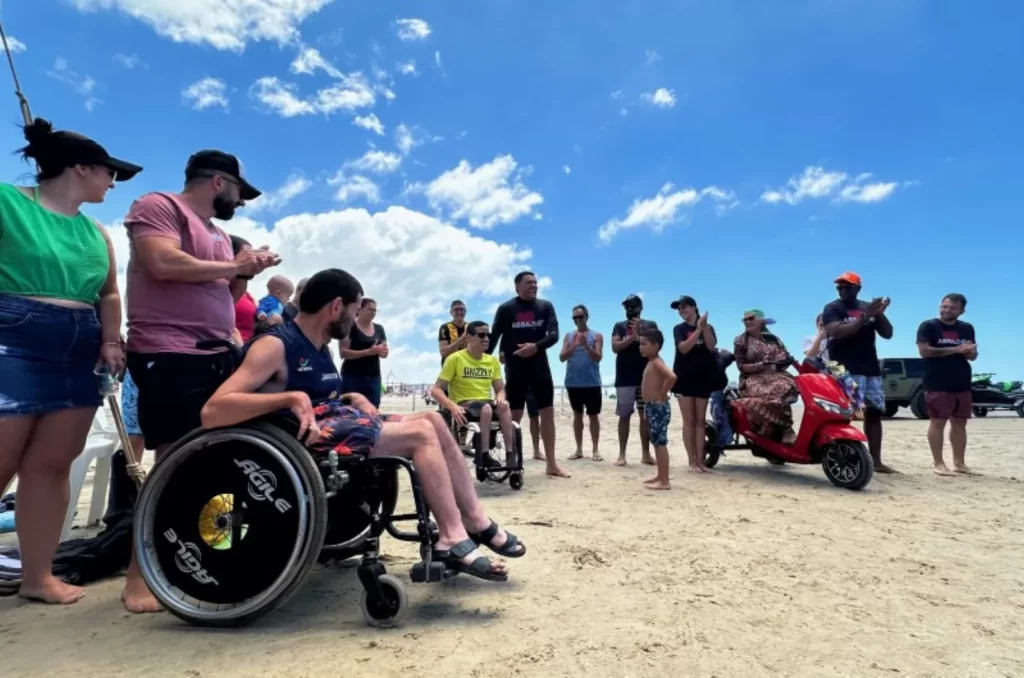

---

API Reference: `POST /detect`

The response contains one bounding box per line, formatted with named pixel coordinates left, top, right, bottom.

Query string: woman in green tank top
left=0, top=118, right=142, bottom=605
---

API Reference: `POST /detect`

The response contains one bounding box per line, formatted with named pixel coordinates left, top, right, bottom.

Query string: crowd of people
left=0, top=118, right=981, bottom=613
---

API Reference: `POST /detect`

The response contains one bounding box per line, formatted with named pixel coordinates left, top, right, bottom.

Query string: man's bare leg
left=949, top=418, right=975, bottom=474
left=639, top=411, right=653, bottom=465
left=123, top=442, right=172, bottom=614
left=928, top=418, right=954, bottom=475
left=476, top=404, right=493, bottom=466
left=569, top=412, right=584, bottom=459
left=529, top=415, right=542, bottom=460
left=864, top=409, right=895, bottom=473
left=375, top=419, right=507, bottom=576
left=588, top=413, right=601, bottom=460
left=539, top=407, right=569, bottom=477
left=616, top=414, right=631, bottom=466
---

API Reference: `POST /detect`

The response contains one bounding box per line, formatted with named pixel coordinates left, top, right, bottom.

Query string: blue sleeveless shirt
left=252, top=321, right=341, bottom=405
left=564, top=330, right=602, bottom=387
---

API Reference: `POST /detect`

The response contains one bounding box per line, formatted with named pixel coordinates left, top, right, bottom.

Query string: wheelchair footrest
left=410, top=561, right=456, bottom=583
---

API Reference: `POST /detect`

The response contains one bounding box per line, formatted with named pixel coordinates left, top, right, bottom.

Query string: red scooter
left=704, top=360, right=873, bottom=490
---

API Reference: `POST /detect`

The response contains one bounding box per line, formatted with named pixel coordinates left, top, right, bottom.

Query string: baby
left=639, top=330, right=677, bottom=490
left=257, top=275, right=294, bottom=329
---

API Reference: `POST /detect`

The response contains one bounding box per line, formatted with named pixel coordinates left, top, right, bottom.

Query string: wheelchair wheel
left=360, top=573, right=408, bottom=628
left=509, top=473, right=524, bottom=491
left=134, top=422, right=328, bottom=627
left=485, top=426, right=521, bottom=484
left=319, top=461, right=399, bottom=561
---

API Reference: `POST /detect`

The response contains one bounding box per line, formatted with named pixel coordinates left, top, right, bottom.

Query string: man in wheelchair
left=430, top=320, right=517, bottom=467
left=200, top=269, right=525, bottom=582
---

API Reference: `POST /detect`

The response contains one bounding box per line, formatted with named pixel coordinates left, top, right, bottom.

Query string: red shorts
left=925, top=391, right=972, bottom=420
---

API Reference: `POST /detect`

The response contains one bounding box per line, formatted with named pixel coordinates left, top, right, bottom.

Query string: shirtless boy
left=638, top=330, right=676, bottom=490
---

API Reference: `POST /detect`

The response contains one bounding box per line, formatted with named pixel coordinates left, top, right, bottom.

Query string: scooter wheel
left=821, top=440, right=873, bottom=490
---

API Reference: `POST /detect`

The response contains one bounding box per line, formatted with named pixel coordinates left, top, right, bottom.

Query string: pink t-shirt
left=234, top=292, right=257, bottom=343
left=125, top=192, right=235, bottom=354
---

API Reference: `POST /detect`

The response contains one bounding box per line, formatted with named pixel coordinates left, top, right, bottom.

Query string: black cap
left=622, top=294, right=643, bottom=307
left=185, top=150, right=261, bottom=201
left=50, top=131, right=143, bottom=182
left=670, top=295, right=697, bottom=310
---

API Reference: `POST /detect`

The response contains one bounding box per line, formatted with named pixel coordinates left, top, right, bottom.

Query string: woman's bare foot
left=699, top=464, right=713, bottom=473
left=532, top=452, right=545, bottom=461
left=121, top=579, right=164, bottom=614
left=933, top=463, right=956, bottom=476
left=641, top=456, right=656, bottom=466
left=688, top=463, right=703, bottom=473
left=954, top=464, right=981, bottom=476
left=614, top=456, right=627, bottom=467
left=875, top=463, right=898, bottom=474
left=645, top=480, right=670, bottom=490
left=547, top=464, right=571, bottom=478
left=19, top=575, right=84, bottom=605
left=592, top=453, right=603, bottom=461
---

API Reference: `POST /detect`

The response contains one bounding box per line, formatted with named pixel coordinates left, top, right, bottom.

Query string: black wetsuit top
left=487, top=297, right=559, bottom=380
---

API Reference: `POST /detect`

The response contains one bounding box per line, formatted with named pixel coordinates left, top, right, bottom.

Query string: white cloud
left=70, top=0, right=335, bottom=52
left=329, top=174, right=381, bottom=204
left=563, top=166, right=572, bottom=175
left=434, top=51, right=443, bottom=69
left=290, top=45, right=342, bottom=78
left=642, top=87, right=676, bottom=108
left=244, top=173, right=313, bottom=214
left=113, top=52, right=144, bottom=69
left=610, top=90, right=623, bottom=100
left=397, top=60, right=418, bottom=76
left=598, top=183, right=734, bottom=243
left=250, top=72, right=375, bottom=117
left=396, top=18, right=431, bottom=41
left=346, top=149, right=402, bottom=174
left=5, top=36, right=27, bottom=53
left=182, top=77, right=229, bottom=110
left=619, top=108, right=629, bottom=117
left=419, top=155, right=544, bottom=229
left=46, top=57, right=100, bottom=111
left=645, top=50, right=661, bottom=65
left=395, top=123, right=419, bottom=155
left=353, top=113, right=385, bottom=135
left=761, top=166, right=906, bottom=206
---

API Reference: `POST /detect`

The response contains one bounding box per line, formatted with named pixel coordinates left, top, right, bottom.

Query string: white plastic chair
left=61, top=407, right=119, bottom=541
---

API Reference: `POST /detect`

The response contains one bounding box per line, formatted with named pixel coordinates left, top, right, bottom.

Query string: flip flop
left=468, top=520, right=526, bottom=558
left=433, top=539, right=507, bottom=582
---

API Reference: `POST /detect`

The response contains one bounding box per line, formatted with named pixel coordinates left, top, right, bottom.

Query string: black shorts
left=127, top=351, right=235, bottom=448
left=505, top=375, right=555, bottom=412
left=566, top=386, right=602, bottom=415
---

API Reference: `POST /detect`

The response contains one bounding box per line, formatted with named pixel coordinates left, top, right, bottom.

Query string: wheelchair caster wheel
left=360, top=574, right=407, bottom=628
left=509, top=473, right=524, bottom=491
left=475, top=467, right=488, bottom=482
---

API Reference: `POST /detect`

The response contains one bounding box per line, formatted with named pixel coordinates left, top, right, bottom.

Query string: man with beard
left=822, top=272, right=894, bottom=473
left=611, top=295, right=659, bottom=466
left=202, top=269, right=524, bottom=582
left=488, top=272, right=569, bottom=478
left=916, top=293, right=978, bottom=476
left=122, top=150, right=279, bottom=612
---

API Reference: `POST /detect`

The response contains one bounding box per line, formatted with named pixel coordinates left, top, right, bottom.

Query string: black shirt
left=822, top=299, right=883, bottom=377
left=282, top=302, right=298, bottom=322
left=487, top=297, right=559, bottom=380
left=340, top=322, right=387, bottom=377
left=672, top=322, right=719, bottom=378
left=437, top=322, right=467, bottom=367
left=916, top=318, right=975, bottom=392
left=612, top=319, right=659, bottom=387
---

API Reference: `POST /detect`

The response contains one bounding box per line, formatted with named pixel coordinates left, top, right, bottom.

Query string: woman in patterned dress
left=733, top=310, right=799, bottom=443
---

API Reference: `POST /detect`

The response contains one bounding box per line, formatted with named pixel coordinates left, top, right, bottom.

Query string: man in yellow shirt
left=432, top=321, right=516, bottom=465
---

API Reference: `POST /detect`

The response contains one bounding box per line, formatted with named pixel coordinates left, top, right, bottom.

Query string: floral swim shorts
left=644, top=400, right=671, bottom=447
left=308, top=401, right=403, bottom=457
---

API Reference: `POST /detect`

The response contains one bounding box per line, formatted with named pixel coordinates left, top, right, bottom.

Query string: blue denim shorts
left=0, top=294, right=103, bottom=416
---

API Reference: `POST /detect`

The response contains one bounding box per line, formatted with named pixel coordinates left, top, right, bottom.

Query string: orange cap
left=834, top=271, right=862, bottom=286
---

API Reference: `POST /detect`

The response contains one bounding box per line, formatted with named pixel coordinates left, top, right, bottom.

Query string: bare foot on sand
left=954, top=464, right=981, bottom=476
left=122, top=580, right=163, bottom=614
left=592, top=453, right=603, bottom=461
left=19, top=576, right=84, bottom=605
left=688, top=463, right=703, bottom=473
left=568, top=451, right=584, bottom=460
left=644, top=480, right=670, bottom=490
left=933, top=463, right=957, bottom=476
left=875, top=463, right=899, bottom=474
left=614, top=456, right=627, bottom=467
left=641, top=457, right=656, bottom=466
left=546, top=465, right=571, bottom=478
left=533, top=453, right=545, bottom=461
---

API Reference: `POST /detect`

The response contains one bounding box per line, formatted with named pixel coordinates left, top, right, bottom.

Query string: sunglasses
left=742, top=316, right=757, bottom=323
left=452, top=308, right=466, bottom=313
left=572, top=315, right=586, bottom=321
left=474, top=332, right=490, bottom=338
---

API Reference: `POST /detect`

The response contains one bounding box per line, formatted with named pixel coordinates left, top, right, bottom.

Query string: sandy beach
left=2, top=395, right=1023, bottom=677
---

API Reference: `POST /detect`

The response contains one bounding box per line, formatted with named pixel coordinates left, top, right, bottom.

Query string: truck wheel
left=909, top=390, right=928, bottom=420
left=1016, top=401, right=1024, bottom=418
left=973, top=407, right=988, bottom=418
left=883, top=402, right=899, bottom=418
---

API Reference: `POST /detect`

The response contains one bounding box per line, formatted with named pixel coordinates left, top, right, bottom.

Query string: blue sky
left=2, top=0, right=1021, bottom=385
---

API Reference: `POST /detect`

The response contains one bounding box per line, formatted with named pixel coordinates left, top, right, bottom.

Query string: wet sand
left=2, top=397, right=1023, bottom=677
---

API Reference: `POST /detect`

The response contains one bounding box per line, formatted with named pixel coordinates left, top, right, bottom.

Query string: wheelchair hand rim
left=134, top=430, right=317, bottom=623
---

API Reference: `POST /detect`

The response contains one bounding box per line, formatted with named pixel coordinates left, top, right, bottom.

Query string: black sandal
left=468, top=520, right=526, bottom=558
left=434, top=539, right=507, bottom=582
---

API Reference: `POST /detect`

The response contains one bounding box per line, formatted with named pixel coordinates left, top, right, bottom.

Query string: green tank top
left=0, top=183, right=109, bottom=304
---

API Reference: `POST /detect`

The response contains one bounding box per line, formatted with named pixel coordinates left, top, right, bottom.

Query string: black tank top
left=256, top=321, right=341, bottom=405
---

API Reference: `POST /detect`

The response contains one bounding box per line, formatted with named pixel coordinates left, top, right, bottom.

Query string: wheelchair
left=440, top=405, right=525, bottom=491
left=132, top=341, right=453, bottom=629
